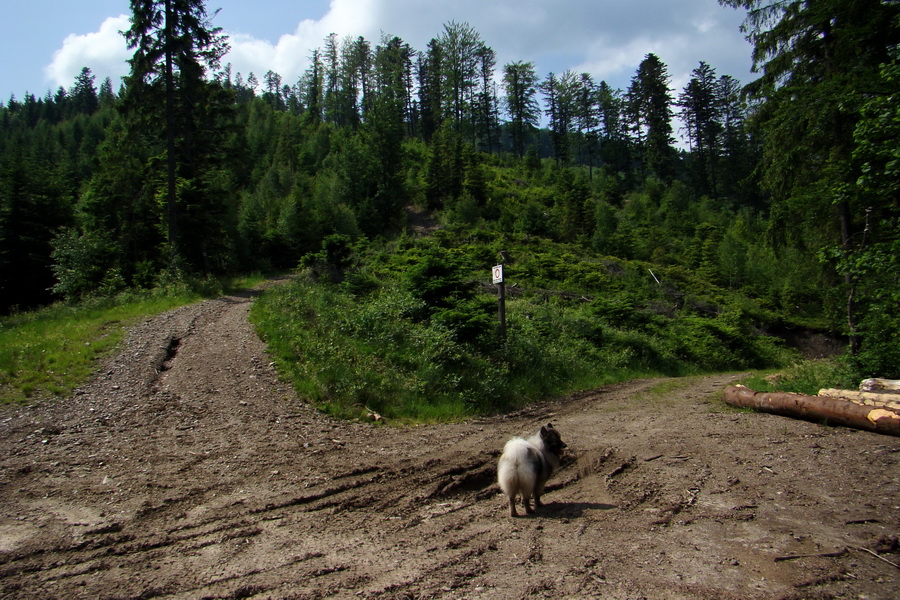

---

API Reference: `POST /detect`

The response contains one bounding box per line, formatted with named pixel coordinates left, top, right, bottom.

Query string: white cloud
left=573, top=36, right=660, bottom=86
left=563, top=5, right=753, bottom=96
left=44, top=15, right=131, bottom=90
left=225, top=0, right=382, bottom=86
left=38, top=0, right=753, bottom=111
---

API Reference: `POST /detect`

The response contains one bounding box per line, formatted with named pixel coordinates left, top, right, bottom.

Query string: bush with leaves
left=50, top=228, right=120, bottom=300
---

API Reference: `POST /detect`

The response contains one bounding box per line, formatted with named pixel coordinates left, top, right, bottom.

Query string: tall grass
left=253, top=281, right=486, bottom=422
left=738, top=358, right=858, bottom=396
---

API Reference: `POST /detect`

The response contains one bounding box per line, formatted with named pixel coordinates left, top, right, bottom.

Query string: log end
left=867, top=408, right=900, bottom=427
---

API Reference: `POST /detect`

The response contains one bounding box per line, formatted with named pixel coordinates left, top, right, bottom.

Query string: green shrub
left=50, top=228, right=119, bottom=300
left=251, top=230, right=802, bottom=423
left=404, top=246, right=477, bottom=313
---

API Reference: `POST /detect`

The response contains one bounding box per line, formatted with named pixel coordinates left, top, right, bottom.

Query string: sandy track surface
left=1, top=289, right=898, bottom=599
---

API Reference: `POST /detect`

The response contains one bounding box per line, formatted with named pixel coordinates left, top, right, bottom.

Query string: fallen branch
left=724, top=386, right=900, bottom=437
left=774, top=547, right=848, bottom=562
left=606, top=457, right=635, bottom=481
left=853, top=546, right=900, bottom=570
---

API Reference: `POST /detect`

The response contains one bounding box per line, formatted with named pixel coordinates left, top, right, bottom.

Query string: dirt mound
left=1, top=289, right=897, bottom=599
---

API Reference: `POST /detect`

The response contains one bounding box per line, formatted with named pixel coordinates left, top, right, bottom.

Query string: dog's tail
left=497, top=438, right=540, bottom=499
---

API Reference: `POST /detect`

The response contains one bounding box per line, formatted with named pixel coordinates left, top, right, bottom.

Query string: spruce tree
left=418, top=39, right=443, bottom=142
left=542, top=70, right=578, bottom=166
left=70, top=67, right=99, bottom=116
left=98, top=77, right=117, bottom=108
left=626, top=53, right=675, bottom=181
left=596, top=81, right=629, bottom=172
left=501, top=61, right=539, bottom=158
left=678, top=61, right=722, bottom=196
left=576, top=72, right=600, bottom=177
left=438, top=21, right=482, bottom=134
left=123, top=0, right=230, bottom=269
left=473, top=44, right=499, bottom=153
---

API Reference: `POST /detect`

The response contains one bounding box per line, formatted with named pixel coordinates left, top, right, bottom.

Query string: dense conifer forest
left=1, top=0, right=897, bottom=412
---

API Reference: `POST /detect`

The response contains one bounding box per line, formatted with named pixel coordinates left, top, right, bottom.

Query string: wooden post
left=498, top=278, right=506, bottom=341
left=493, top=262, right=506, bottom=341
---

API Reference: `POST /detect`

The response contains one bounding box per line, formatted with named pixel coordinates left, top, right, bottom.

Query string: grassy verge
left=736, top=358, right=857, bottom=396
left=0, top=273, right=269, bottom=404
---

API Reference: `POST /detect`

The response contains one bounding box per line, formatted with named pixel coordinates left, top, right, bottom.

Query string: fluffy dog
left=497, top=423, right=567, bottom=517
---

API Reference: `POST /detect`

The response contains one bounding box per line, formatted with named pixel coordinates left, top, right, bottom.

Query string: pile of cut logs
left=724, top=378, right=900, bottom=436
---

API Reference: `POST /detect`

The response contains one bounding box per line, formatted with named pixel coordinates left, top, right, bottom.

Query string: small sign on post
left=493, top=262, right=506, bottom=340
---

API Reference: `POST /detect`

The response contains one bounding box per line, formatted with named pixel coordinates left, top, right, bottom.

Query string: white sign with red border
left=492, top=264, right=504, bottom=284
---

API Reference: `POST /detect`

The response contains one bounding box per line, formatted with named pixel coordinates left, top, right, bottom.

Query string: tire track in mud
left=1, top=288, right=899, bottom=600
left=0, top=407, right=508, bottom=600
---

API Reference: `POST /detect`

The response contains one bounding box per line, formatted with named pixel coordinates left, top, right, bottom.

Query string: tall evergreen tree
left=576, top=72, right=600, bottom=177
left=678, top=61, right=722, bottom=196
left=263, top=70, right=284, bottom=109
left=123, top=0, right=230, bottom=268
left=323, top=32, right=340, bottom=123
left=626, top=53, right=675, bottom=181
left=351, top=36, right=373, bottom=120
left=438, top=21, right=482, bottom=134
left=373, top=35, right=412, bottom=128
left=70, top=67, right=99, bottom=116
left=542, top=70, right=578, bottom=166
left=715, top=74, right=754, bottom=202
left=335, top=35, right=368, bottom=127
left=304, top=49, right=323, bottom=122
left=363, top=35, right=410, bottom=232
left=473, top=44, right=500, bottom=153
left=418, top=39, right=443, bottom=142
left=98, top=77, right=117, bottom=108
left=246, top=72, right=259, bottom=94
left=501, top=61, right=539, bottom=157
left=375, top=35, right=415, bottom=136
left=596, top=80, right=629, bottom=171
left=542, top=72, right=560, bottom=162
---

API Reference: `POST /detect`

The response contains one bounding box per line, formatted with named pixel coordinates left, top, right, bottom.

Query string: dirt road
left=1, top=289, right=898, bottom=600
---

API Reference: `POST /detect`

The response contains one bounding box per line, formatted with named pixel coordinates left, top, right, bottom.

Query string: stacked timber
left=859, top=378, right=900, bottom=393
left=724, top=379, right=900, bottom=437
left=817, top=388, right=900, bottom=411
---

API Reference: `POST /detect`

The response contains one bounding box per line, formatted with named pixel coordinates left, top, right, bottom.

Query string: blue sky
left=1, top=0, right=755, bottom=113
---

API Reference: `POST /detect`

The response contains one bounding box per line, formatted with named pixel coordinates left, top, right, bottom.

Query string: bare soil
left=1, top=288, right=898, bottom=600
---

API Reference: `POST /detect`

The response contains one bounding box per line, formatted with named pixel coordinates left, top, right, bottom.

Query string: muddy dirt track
left=1, top=289, right=898, bottom=600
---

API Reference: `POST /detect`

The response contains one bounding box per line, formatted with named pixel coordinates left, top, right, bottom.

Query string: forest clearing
left=1, top=292, right=897, bottom=600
